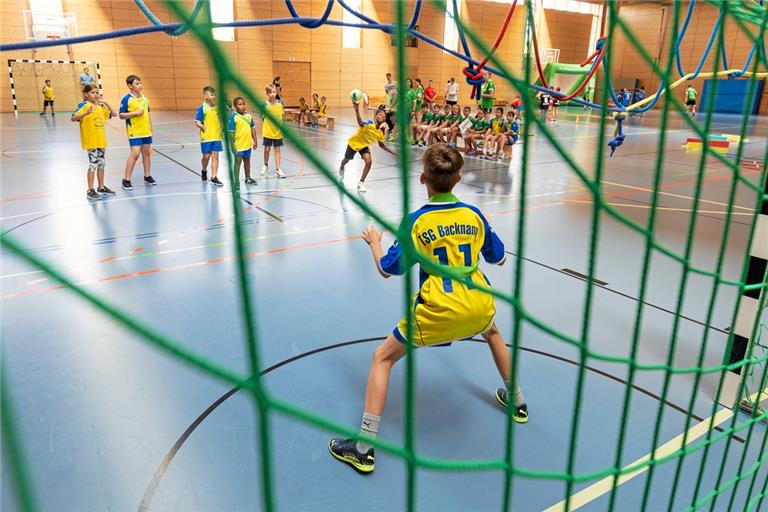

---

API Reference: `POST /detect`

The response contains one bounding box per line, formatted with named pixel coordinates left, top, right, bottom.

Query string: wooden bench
left=285, top=107, right=335, bottom=129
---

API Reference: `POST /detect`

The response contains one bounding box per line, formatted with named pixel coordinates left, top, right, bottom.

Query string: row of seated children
left=297, top=93, right=329, bottom=126
left=403, top=104, right=520, bottom=161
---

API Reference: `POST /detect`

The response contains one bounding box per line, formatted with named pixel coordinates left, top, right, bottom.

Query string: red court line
left=2, top=235, right=360, bottom=301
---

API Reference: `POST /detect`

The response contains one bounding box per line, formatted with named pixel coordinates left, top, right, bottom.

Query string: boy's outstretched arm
left=362, top=226, right=390, bottom=279
left=378, top=142, right=397, bottom=157
left=353, top=101, right=364, bottom=127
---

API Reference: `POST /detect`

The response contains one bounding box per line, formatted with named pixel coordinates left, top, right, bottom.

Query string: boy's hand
left=85, top=105, right=94, bottom=115
left=352, top=101, right=360, bottom=110
left=362, top=226, right=383, bottom=246
left=134, top=109, right=144, bottom=116
left=198, top=123, right=205, bottom=132
left=252, top=142, right=258, bottom=149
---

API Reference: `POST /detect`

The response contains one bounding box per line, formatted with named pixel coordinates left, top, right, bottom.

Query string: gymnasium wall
left=1, top=0, right=549, bottom=113
left=610, top=1, right=768, bottom=114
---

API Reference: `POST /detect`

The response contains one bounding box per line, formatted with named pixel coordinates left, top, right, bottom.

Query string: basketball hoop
left=23, top=11, right=77, bottom=41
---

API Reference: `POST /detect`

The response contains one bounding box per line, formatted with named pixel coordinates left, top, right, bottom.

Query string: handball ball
left=350, top=89, right=363, bottom=103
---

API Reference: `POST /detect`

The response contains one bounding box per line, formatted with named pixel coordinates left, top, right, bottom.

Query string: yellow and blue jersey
left=42, top=86, right=54, bottom=100
left=347, top=120, right=384, bottom=151
left=261, top=100, right=284, bottom=140
left=227, top=112, right=255, bottom=152
left=380, top=193, right=506, bottom=346
left=119, top=93, right=152, bottom=138
left=490, top=117, right=505, bottom=134
left=73, top=101, right=111, bottom=150
left=195, top=102, right=222, bottom=142
left=318, top=103, right=328, bottom=117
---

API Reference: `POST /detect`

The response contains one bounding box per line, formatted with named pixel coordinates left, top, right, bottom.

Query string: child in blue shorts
left=195, top=86, right=224, bottom=187
left=329, top=143, right=528, bottom=473
left=228, top=97, right=258, bottom=185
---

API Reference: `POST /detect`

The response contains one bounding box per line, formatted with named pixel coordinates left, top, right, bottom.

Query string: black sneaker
left=495, top=388, right=529, bottom=423
left=144, top=175, right=157, bottom=186
left=40, top=112, right=45, bottom=116
left=97, top=186, right=116, bottom=196
left=244, top=177, right=257, bottom=185
left=328, top=438, right=375, bottom=473
left=122, top=179, right=133, bottom=190
left=86, top=189, right=101, bottom=200
left=51, top=112, right=55, bottom=116
left=201, top=170, right=207, bottom=181
left=210, top=176, right=223, bottom=187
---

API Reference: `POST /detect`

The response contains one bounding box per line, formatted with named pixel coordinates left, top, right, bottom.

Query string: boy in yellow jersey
left=338, top=102, right=397, bottom=193
left=71, top=84, right=118, bottom=200
left=318, top=96, right=328, bottom=119
left=228, top=97, right=258, bottom=185
left=40, top=80, right=55, bottom=116
left=119, top=75, right=155, bottom=190
left=308, top=93, right=320, bottom=126
left=195, top=86, right=224, bottom=187
left=329, top=143, right=528, bottom=473
left=483, top=107, right=506, bottom=161
left=260, top=84, right=286, bottom=179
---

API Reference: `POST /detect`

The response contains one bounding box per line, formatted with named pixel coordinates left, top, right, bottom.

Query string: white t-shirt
left=446, top=82, right=459, bottom=102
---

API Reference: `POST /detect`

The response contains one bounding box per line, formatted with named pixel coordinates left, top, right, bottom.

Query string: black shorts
left=385, top=112, right=396, bottom=131
left=344, top=145, right=370, bottom=160
left=686, top=99, right=696, bottom=106
left=44, top=100, right=54, bottom=107
left=446, top=100, right=458, bottom=106
left=263, top=137, right=284, bottom=147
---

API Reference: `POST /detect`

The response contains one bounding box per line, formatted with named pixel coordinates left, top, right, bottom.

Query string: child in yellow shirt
left=40, top=80, right=55, bottom=116
left=260, top=84, right=286, bottom=179
left=71, top=84, right=118, bottom=200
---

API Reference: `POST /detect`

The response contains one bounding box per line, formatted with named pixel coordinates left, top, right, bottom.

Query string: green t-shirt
left=406, top=88, right=417, bottom=111
left=434, top=112, right=446, bottom=123
left=686, top=87, right=697, bottom=100
left=415, top=86, right=425, bottom=109
left=470, top=117, right=489, bottom=131
left=422, top=111, right=435, bottom=123
left=480, top=79, right=495, bottom=110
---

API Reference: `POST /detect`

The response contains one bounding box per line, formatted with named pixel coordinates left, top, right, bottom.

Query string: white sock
left=357, top=412, right=380, bottom=452
left=505, top=379, right=525, bottom=407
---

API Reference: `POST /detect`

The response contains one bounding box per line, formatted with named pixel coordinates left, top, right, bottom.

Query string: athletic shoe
left=495, top=388, right=529, bottom=424
left=338, top=166, right=345, bottom=180
left=144, top=175, right=157, bottom=186
left=261, top=164, right=269, bottom=177
left=357, top=182, right=367, bottom=193
left=201, top=170, right=207, bottom=181
left=465, top=150, right=477, bottom=156
left=122, top=179, right=133, bottom=190
left=328, top=438, right=375, bottom=473
left=387, top=136, right=396, bottom=142
left=275, top=168, right=286, bottom=179
left=210, top=177, right=223, bottom=187
left=244, top=177, right=257, bottom=185
left=97, top=186, right=116, bottom=196
left=51, top=113, right=55, bottom=116
left=86, top=189, right=101, bottom=201
left=39, top=112, right=45, bottom=116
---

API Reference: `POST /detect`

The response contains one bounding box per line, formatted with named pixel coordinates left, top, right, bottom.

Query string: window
left=443, top=0, right=460, bottom=54
left=541, top=0, right=601, bottom=16
left=211, top=0, right=235, bottom=42
left=342, top=0, right=361, bottom=49
left=29, top=0, right=62, bottom=13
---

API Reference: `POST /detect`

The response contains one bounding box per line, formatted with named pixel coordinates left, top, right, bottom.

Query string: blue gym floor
left=2, top=107, right=767, bottom=511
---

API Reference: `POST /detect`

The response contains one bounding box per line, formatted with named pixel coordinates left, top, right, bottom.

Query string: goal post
left=7, top=59, right=102, bottom=114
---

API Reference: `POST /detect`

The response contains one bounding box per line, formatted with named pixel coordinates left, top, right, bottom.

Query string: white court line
left=566, top=200, right=755, bottom=216
left=542, top=388, right=768, bottom=512
left=2, top=142, right=193, bottom=155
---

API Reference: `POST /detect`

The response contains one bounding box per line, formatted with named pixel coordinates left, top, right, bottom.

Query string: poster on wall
left=391, top=25, right=418, bottom=47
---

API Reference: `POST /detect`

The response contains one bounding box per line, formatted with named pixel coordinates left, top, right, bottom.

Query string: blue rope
left=284, top=0, right=334, bottom=29
left=0, top=3, right=614, bottom=112
left=134, top=0, right=206, bottom=36
left=674, top=0, right=698, bottom=77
